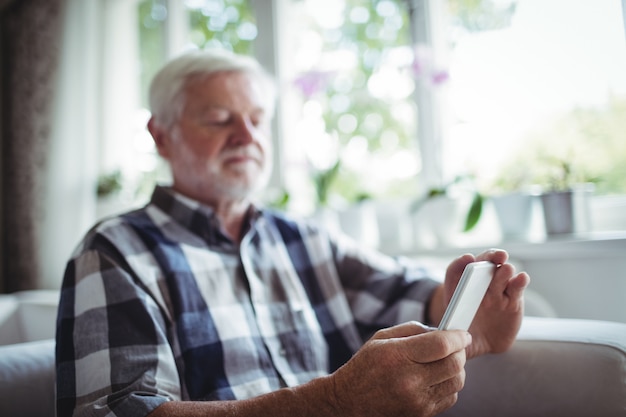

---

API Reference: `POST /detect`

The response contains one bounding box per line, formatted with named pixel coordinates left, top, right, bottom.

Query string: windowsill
left=392, top=231, right=626, bottom=261
left=372, top=194, right=626, bottom=262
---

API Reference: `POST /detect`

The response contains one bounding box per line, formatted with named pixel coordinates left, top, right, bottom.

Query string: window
left=444, top=0, right=626, bottom=196
left=279, top=0, right=421, bottom=213
left=101, top=0, right=626, bottom=239
left=132, top=0, right=422, bottom=215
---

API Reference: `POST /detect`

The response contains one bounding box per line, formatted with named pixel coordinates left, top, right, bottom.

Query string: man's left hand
left=443, top=249, right=530, bottom=359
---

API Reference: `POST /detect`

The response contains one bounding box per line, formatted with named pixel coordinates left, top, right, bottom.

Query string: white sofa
left=442, top=318, right=626, bottom=417
left=0, top=290, right=58, bottom=346
left=1, top=291, right=625, bottom=417
left=0, top=290, right=58, bottom=417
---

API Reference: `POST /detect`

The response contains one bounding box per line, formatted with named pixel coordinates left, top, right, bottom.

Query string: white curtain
left=38, top=0, right=101, bottom=290
left=39, top=0, right=143, bottom=290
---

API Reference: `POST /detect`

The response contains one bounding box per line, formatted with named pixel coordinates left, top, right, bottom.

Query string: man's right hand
left=148, top=322, right=470, bottom=417
left=325, top=321, right=471, bottom=417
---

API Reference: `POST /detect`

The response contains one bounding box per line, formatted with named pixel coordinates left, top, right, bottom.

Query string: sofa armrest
left=0, top=295, right=22, bottom=345
left=442, top=317, right=626, bottom=417
left=0, top=339, right=56, bottom=417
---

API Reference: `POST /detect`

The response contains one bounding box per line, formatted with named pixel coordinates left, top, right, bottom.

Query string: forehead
left=183, top=70, right=267, bottom=111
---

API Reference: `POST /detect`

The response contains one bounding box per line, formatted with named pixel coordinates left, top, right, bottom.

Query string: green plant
left=313, top=161, right=341, bottom=208
left=410, top=176, right=484, bottom=232
left=537, top=157, right=599, bottom=192
left=354, top=192, right=373, bottom=203
left=489, top=164, right=535, bottom=195
left=265, top=188, right=291, bottom=211
left=97, top=170, right=123, bottom=197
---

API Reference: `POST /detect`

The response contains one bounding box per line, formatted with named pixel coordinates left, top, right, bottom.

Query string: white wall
left=515, top=247, right=626, bottom=323
left=403, top=236, right=626, bottom=324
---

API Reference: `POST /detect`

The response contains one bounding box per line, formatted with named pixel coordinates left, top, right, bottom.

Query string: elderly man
left=56, top=48, right=529, bottom=417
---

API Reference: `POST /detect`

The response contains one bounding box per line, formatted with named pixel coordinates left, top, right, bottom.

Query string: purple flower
left=411, top=45, right=449, bottom=87
left=293, top=70, right=333, bottom=98
left=431, top=70, right=449, bottom=85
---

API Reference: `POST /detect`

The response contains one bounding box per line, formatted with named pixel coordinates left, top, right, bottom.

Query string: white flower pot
left=338, top=202, right=379, bottom=248
left=492, top=192, right=538, bottom=241
left=412, top=195, right=467, bottom=248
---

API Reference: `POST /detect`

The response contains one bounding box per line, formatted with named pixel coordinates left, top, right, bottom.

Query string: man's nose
left=231, top=117, right=256, bottom=145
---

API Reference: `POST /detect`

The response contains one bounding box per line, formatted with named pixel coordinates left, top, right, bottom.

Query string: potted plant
left=536, top=158, right=595, bottom=236
left=488, top=168, right=540, bottom=241
left=337, top=192, right=380, bottom=248
left=310, top=160, right=342, bottom=233
left=410, top=175, right=484, bottom=247
left=96, top=170, right=126, bottom=219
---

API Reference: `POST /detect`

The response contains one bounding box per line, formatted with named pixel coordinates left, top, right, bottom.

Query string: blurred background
left=1, top=0, right=625, bottom=321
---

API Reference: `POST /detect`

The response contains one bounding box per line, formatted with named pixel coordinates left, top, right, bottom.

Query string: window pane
left=282, top=0, right=420, bottom=213
left=186, top=0, right=255, bottom=54
left=445, top=0, right=626, bottom=195
left=138, top=0, right=168, bottom=109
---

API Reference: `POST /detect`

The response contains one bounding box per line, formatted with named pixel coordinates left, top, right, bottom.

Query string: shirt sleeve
left=329, top=230, right=442, bottom=336
left=56, top=233, right=180, bottom=417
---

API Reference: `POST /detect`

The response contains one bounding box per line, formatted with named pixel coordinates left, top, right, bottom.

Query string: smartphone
left=438, top=261, right=496, bottom=331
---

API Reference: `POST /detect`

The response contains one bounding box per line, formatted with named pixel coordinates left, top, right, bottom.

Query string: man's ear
left=147, top=117, right=171, bottom=159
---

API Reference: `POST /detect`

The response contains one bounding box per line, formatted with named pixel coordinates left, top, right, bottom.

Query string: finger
left=504, top=272, right=530, bottom=300
left=372, top=321, right=434, bottom=340
left=475, top=248, right=509, bottom=265
left=488, top=265, right=530, bottom=302
left=487, top=263, right=516, bottom=295
left=426, top=349, right=467, bottom=386
left=432, top=392, right=460, bottom=416
left=447, top=254, right=476, bottom=281
left=428, top=370, right=466, bottom=415
left=445, top=254, right=475, bottom=295
left=429, top=367, right=466, bottom=398
left=408, top=330, right=472, bottom=364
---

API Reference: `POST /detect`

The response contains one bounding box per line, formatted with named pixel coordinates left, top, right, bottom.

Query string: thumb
left=371, top=321, right=435, bottom=340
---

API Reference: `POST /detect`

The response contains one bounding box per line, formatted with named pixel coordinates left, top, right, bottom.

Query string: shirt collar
left=149, top=185, right=263, bottom=247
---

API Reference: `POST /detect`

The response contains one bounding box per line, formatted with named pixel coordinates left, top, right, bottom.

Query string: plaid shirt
left=56, top=186, right=440, bottom=417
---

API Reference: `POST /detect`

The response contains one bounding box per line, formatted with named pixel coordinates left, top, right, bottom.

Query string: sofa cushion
left=441, top=317, right=626, bottom=417
left=0, top=339, right=55, bottom=417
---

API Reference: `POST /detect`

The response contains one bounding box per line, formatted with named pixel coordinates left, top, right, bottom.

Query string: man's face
left=152, top=71, right=272, bottom=206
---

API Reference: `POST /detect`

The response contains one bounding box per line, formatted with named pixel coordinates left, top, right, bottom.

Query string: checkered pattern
left=55, top=186, right=440, bottom=417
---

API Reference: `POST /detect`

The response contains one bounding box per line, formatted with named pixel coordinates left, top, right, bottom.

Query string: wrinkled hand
left=444, top=249, right=530, bottom=358
left=328, top=322, right=472, bottom=417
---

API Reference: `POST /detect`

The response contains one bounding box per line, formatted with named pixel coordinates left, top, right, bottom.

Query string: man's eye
left=208, top=118, right=229, bottom=125
left=202, top=115, right=230, bottom=125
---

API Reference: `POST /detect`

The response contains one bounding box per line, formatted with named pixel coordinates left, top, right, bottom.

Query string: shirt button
left=279, top=348, right=287, bottom=356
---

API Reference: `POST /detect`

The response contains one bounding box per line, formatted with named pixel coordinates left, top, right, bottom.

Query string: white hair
left=148, top=48, right=277, bottom=128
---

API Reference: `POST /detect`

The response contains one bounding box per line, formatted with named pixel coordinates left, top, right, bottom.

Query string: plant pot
left=491, top=191, right=538, bottom=241
left=540, top=184, right=593, bottom=235
left=338, top=201, right=379, bottom=248
left=311, top=207, right=342, bottom=235
left=373, top=199, right=414, bottom=253
left=412, top=195, right=468, bottom=248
